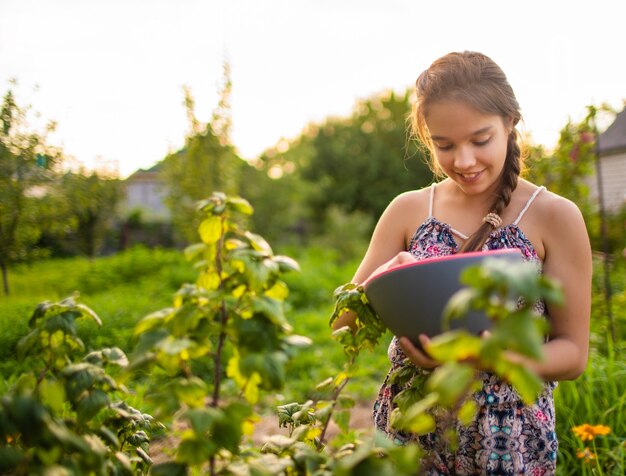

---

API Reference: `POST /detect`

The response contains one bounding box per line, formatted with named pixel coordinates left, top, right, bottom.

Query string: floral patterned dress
left=372, top=184, right=558, bottom=476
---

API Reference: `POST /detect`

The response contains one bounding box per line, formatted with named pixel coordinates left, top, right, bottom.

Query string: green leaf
left=184, top=243, right=206, bottom=262
left=227, top=196, right=254, bottom=215
left=332, top=409, right=350, bottom=433
left=245, top=231, right=273, bottom=254
left=392, top=387, right=424, bottom=413
left=427, top=331, right=482, bottom=363
left=134, top=308, right=174, bottom=335
left=127, top=430, right=150, bottom=447
left=63, top=363, right=100, bottom=401
left=75, top=303, right=103, bottom=326
left=28, top=300, right=54, bottom=328
left=16, top=331, right=39, bottom=358
left=283, top=334, right=312, bottom=348
left=443, top=288, right=478, bottom=322
left=390, top=394, right=438, bottom=434
left=114, top=451, right=133, bottom=472
left=38, top=379, right=66, bottom=414
left=183, top=407, right=221, bottom=434
left=199, top=216, right=223, bottom=244
left=97, top=425, right=120, bottom=448
left=426, top=362, right=476, bottom=407
left=174, top=377, right=209, bottom=408
left=84, top=347, right=129, bottom=367
left=260, top=434, right=297, bottom=453
left=490, top=313, right=546, bottom=361
left=76, top=389, right=109, bottom=424
left=458, top=400, right=478, bottom=425
left=273, top=255, right=300, bottom=273
left=157, top=337, right=193, bottom=356
left=251, top=296, right=286, bottom=325
left=135, top=447, right=153, bottom=465
left=494, top=360, right=544, bottom=404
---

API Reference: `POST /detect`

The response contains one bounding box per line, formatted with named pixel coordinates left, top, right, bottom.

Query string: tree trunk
left=1, top=261, right=9, bottom=295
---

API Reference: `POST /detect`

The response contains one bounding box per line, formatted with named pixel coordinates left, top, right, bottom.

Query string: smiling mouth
left=457, top=171, right=482, bottom=179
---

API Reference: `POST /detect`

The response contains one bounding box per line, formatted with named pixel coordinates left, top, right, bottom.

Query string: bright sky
left=2, top=0, right=625, bottom=178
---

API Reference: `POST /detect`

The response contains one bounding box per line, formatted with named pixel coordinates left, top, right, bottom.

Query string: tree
left=161, top=63, right=243, bottom=243
left=523, top=103, right=615, bottom=246
left=0, top=88, right=62, bottom=294
left=52, top=168, right=123, bottom=257
left=258, top=89, right=433, bottom=242
left=239, top=133, right=316, bottom=248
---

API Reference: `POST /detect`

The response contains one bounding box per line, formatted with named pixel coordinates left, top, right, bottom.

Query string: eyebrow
left=430, top=125, right=494, bottom=142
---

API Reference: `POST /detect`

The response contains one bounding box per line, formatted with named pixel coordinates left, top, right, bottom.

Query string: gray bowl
left=364, top=249, right=524, bottom=345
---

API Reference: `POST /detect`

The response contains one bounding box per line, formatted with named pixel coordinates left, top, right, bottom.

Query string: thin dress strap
left=428, top=183, right=436, bottom=217
left=431, top=182, right=469, bottom=240
left=513, top=186, right=546, bottom=225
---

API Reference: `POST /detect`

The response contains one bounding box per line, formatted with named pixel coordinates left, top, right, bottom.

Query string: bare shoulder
left=388, top=186, right=431, bottom=213
left=534, top=188, right=586, bottom=231
left=388, top=185, right=431, bottom=221
left=528, top=186, right=591, bottom=261
left=378, top=185, right=433, bottom=247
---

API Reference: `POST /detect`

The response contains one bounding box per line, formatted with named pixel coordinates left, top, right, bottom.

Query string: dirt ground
left=149, top=402, right=375, bottom=464
left=251, top=401, right=375, bottom=444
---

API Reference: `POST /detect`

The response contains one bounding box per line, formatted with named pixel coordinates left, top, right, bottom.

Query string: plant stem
left=210, top=216, right=227, bottom=409
left=1, top=261, right=9, bottom=295
left=209, top=217, right=227, bottom=476
left=318, top=356, right=355, bottom=447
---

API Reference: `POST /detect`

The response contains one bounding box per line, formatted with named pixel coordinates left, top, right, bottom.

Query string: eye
left=434, top=143, right=453, bottom=151
left=473, top=138, right=491, bottom=147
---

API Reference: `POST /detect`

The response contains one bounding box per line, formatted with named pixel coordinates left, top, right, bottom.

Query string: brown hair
left=411, top=51, right=523, bottom=252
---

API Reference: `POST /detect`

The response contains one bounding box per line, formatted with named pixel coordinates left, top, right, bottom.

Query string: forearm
left=506, top=337, right=588, bottom=382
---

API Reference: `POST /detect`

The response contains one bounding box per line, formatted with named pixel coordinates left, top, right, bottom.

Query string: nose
left=454, top=145, right=477, bottom=170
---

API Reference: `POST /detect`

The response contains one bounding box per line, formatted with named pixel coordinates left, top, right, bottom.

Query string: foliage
left=523, top=104, right=615, bottom=249
left=48, top=168, right=124, bottom=257
left=310, top=206, right=373, bottom=264
left=557, top=357, right=626, bottom=476
left=299, top=88, right=432, bottom=232
left=0, top=87, right=63, bottom=295
left=129, top=192, right=309, bottom=474
left=241, top=88, right=433, bottom=249
left=239, top=136, right=315, bottom=248
left=555, top=257, right=626, bottom=475
left=161, top=63, right=243, bottom=244
left=0, top=295, right=163, bottom=475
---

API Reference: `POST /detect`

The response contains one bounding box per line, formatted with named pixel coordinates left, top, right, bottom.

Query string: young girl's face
left=425, top=99, right=511, bottom=196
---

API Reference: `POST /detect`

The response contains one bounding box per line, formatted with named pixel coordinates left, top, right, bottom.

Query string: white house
left=590, top=108, right=626, bottom=213
left=123, top=163, right=170, bottom=221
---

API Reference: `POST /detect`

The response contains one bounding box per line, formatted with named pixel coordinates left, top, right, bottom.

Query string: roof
left=598, top=108, right=626, bottom=155
left=125, top=161, right=165, bottom=181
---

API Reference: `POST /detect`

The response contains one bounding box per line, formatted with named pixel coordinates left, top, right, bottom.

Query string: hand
left=399, top=331, right=492, bottom=371
left=398, top=335, right=439, bottom=370
left=363, top=252, right=418, bottom=286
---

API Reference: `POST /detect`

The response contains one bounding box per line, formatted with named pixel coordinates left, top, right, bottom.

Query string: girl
left=333, top=51, right=592, bottom=475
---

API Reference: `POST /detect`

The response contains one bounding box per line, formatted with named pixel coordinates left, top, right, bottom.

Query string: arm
left=332, top=191, right=425, bottom=331
left=515, top=195, right=592, bottom=381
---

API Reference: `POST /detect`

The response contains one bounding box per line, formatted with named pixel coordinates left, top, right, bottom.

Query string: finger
left=395, top=251, right=418, bottom=265
left=399, top=336, right=439, bottom=369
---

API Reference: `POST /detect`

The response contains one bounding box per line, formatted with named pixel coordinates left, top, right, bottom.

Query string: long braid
left=460, top=132, right=521, bottom=252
